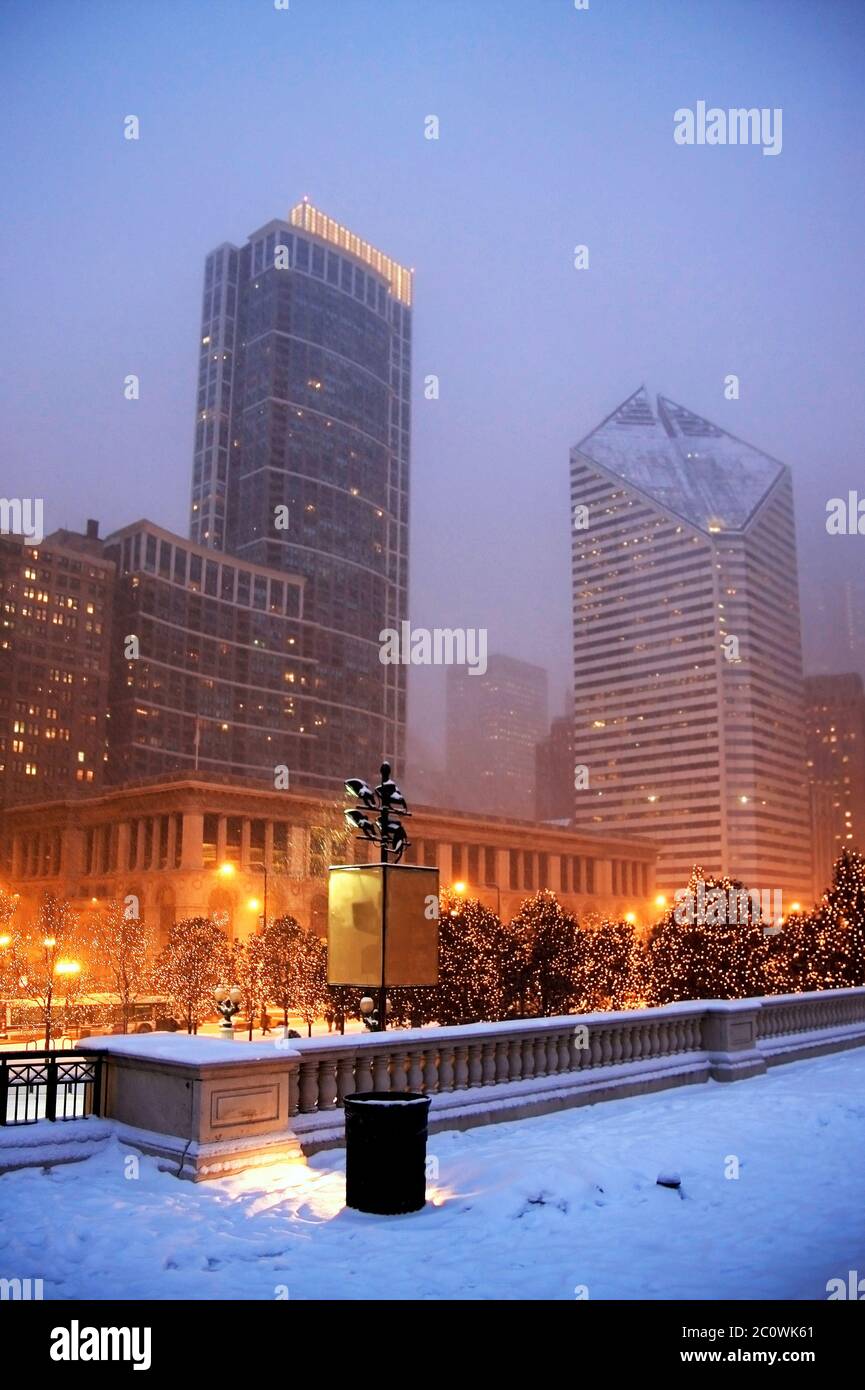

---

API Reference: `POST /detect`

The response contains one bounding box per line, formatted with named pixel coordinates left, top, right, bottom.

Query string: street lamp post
left=343, top=761, right=412, bottom=1032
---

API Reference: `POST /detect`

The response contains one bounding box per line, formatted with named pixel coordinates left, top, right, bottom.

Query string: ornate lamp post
left=341, top=762, right=412, bottom=1031
left=213, top=984, right=242, bottom=1035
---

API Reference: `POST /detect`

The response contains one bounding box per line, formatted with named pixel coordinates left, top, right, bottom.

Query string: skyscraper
left=805, top=672, right=865, bottom=893
left=190, top=201, right=412, bottom=788
left=447, top=655, right=548, bottom=819
left=570, top=388, right=813, bottom=902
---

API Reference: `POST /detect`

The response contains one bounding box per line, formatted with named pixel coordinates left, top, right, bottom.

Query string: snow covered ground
left=1, top=1048, right=864, bottom=1300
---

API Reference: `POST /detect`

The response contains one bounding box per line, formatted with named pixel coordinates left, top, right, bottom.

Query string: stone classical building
left=0, top=774, right=658, bottom=943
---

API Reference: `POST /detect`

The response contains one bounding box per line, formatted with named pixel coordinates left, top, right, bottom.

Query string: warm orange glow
left=790, top=901, right=802, bottom=913
left=453, top=881, right=466, bottom=895
left=247, top=897, right=262, bottom=912
left=42, top=937, right=57, bottom=948
left=625, top=912, right=637, bottom=925
left=654, top=894, right=667, bottom=908
left=55, top=959, right=81, bottom=976
left=217, top=863, right=236, bottom=878
left=0, top=934, right=11, bottom=948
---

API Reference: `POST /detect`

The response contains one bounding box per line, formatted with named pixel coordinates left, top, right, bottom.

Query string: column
left=180, top=812, right=204, bottom=871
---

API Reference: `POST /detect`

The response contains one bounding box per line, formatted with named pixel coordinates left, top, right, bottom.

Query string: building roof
left=288, top=199, right=413, bottom=306
left=572, top=387, right=785, bottom=534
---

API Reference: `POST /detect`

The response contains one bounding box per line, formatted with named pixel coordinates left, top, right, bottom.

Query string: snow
left=1, top=1048, right=864, bottom=1300
left=76, top=1033, right=301, bottom=1064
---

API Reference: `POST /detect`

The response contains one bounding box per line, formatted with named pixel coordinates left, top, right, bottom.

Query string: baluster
left=439, top=1044, right=455, bottom=1091
left=468, top=1042, right=483, bottom=1087
left=390, top=1051, right=409, bottom=1093
left=372, top=1051, right=390, bottom=1091
left=354, top=1051, right=374, bottom=1093
left=600, top=1030, right=612, bottom=1065
left=522, top=1038, right=535, bottom=1079
left=318, top=1059, right=338, bottom=1109
left=423, top=1048, right=439, bottom=1093
left=336, top=1055, right=355, bottom=1106
left=558, top=1030, right=571, bottom=1071
left=509, top=1039, right=523, bottom=1080
left=482, top=1041, right=496, bottom=1086
left=298, top=1060, right=320, bottom=1113
left=454, top=1045, right=469, bottom=1089
left=496, top=1040, right=510, bottom=1082
left=408, top=1049, right=425, bottom=1092
left=546, top=1034, right=559, bottom=1074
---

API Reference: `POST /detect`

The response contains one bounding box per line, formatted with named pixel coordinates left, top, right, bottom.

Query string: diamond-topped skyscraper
left=570, top=388, right=813, bottom=902
left=190, top=201, right=412, bottom=790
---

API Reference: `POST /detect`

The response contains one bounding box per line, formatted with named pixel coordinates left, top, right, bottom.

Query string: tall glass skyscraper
left=190, top=201, right=412, bottom=788
left=570, top=388, right=813, bottom=903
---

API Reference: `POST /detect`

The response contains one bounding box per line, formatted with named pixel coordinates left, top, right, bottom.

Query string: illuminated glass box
left=327, top=863, right=439, bottom=987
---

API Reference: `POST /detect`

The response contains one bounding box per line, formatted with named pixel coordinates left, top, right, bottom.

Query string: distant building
left=570, top=388, right=813, bottom=902
left=447, top=655, right=548, bottom=819
left=0, top=774, right=659, bottom=944
left=841, top=580, right=865, bottom=681
left=0, top=522, right=114, bottom=808
left=536, top=715, right=574, bottom=822
left=805, top=673, right=865, bottom=894
left=190, top=201, right=413, bottom=785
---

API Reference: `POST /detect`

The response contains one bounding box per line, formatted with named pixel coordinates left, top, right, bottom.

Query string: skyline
left=3, top=0, right=865, bottom=759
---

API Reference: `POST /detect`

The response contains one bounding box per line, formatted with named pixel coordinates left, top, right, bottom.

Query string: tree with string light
left=260, top=915, right=306, bottom=1028
left=153, top=917, right=231, bottom=1034
left=645, top=868, right=767, bottom=1005
left=509, top=890, right=583, bottom=1017
left=294, top=932, right=329, bottom=1037
left=88, top=899, right=151, bottom=1034
left=577, top=915, right=647, bottom=1012
left=18, top=895, right=87, bottom=1047
left=437, top=890, right=510, bottom=1024
left=231, top=932, right=269, bottom=1040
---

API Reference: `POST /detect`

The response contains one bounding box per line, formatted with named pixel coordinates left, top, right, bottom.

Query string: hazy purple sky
left=2, top=0, right=864, bottom=762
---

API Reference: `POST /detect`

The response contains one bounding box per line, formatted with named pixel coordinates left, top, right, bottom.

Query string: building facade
left=570, top=388, right=813, bottom=903
left=805, top=672, right=865, bottom=894
left=103, top=520, right=317, bottom=787
left=1, top=774, right=659, bottom=945
left=190, top=201, right=412, bottom=789
left=447, top=655, right=549, bottom=819
left=0, top=523, right=114, bottom=808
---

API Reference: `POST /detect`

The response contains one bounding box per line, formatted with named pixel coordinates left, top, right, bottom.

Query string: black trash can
left=344, top=1091, right=432, bottom=1215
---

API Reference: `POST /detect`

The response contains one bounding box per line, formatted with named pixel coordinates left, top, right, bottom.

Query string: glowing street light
left=217, top=862, right=236, bottom=879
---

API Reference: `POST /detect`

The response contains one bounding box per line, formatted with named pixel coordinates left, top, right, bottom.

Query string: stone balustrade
left=34, top=985, right=863, bottom=1179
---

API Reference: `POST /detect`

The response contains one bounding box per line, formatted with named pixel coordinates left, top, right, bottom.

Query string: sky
left=2, top=0, right=864, bottom=764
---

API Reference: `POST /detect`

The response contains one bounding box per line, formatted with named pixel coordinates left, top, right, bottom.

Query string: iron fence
left=0, top=1051, right=102, bottom=1126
